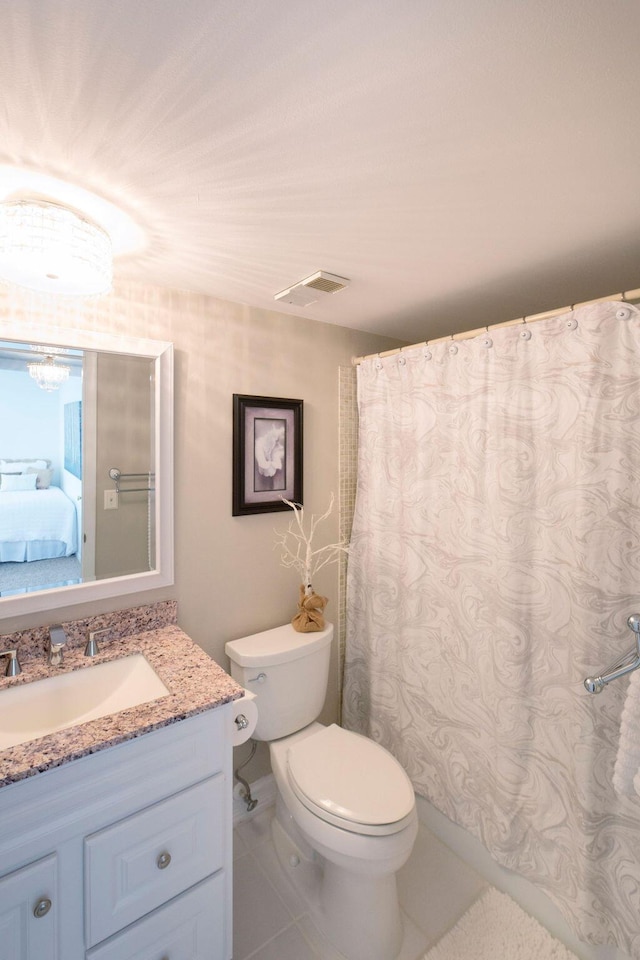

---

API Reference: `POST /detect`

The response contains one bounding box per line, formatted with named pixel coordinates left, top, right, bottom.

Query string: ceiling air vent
left=274, top=271, right=350, bottom=307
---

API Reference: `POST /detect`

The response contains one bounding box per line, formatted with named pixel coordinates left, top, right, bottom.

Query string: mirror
left=0, top=321, right=173, bottom=618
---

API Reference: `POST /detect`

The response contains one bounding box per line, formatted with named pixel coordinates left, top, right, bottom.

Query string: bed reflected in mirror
left=0, top=342, right=83, bottom=596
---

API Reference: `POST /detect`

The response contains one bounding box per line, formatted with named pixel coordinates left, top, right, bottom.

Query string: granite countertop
left=0, top=622, right=244, bottom=788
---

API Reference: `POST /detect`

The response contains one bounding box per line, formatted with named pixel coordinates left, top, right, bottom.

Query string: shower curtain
left=343, top=301, right=640, bottom=957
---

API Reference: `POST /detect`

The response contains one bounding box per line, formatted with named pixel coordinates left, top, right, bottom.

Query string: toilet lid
left=286, top=725, right=415, bottom=835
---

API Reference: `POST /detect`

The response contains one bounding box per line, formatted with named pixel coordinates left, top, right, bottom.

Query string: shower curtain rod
left=352, top=286, right=640, bottom=366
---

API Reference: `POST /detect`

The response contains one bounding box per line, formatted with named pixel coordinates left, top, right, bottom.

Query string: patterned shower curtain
left=343, top=301, right=640, bottom=957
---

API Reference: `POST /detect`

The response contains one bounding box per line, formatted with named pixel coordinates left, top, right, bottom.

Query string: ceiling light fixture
left=27, top=353, right=71, bottom=392
left=0, top=199, right=112, bottom=296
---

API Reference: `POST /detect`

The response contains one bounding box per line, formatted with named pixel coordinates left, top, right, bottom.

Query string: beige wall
left=0, top=281, right=403, bottom=777
left=95, top=353, right=153, bottom=579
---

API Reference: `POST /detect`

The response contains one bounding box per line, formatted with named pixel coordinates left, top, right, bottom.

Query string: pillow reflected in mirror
left=26, top=467, right=53, bottom=489
left=0, top=472, right=38, bottom=491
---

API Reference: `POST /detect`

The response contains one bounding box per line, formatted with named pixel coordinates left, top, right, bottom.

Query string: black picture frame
left=232, top=394, right=303, bottom=516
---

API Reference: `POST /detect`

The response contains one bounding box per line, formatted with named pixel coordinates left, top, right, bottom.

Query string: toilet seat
left=286, top=724, right=415, bottom=837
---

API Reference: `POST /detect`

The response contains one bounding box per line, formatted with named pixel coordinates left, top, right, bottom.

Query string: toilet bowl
left=225, top=623, right=417, bottom=960
left=271, top=723, right=418, bottom=960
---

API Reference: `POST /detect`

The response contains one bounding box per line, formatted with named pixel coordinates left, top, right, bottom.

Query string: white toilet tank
left=225, top=622, right=333, bottom=741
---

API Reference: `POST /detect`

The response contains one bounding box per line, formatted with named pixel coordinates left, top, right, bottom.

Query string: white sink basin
left=0, top=654, right=169, bottom=750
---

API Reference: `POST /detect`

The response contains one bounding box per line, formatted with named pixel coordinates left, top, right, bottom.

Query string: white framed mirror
left=0, top=321, right=173, bottom=618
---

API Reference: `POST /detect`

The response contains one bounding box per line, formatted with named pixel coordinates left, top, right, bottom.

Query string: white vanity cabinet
left=0, top=854, right=58, bottom=960
left=0, top=705, right=233, bottom=960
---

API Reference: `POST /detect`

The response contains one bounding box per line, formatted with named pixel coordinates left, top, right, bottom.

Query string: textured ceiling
left=2, top=0, right=640, bottom=342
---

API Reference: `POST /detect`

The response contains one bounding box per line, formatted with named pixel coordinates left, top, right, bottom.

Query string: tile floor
left=233, top=803, right=488, bottom=960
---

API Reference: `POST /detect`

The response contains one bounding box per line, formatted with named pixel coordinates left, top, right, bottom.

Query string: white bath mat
left=424, top=888, right=578, bottom=960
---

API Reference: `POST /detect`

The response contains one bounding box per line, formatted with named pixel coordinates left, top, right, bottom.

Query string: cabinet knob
left=33, top=898, right=52, bottom=918
left=235, top=713, right=249, bottom=730
left=157, top=851, right=172, bottom=870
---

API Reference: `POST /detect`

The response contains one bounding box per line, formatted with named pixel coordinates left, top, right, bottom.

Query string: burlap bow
left=291, top=584, right=328, bottom=633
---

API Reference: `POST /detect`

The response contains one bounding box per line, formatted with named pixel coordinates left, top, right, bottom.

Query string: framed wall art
left=232, top=394, right=303, bottom=516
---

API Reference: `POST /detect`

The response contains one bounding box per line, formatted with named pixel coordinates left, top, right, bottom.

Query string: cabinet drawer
left=0, top=854, right=58, bottom=960
left=85, top=777, right=225, bottom=946
left=86, top=873, right=226, bottom=960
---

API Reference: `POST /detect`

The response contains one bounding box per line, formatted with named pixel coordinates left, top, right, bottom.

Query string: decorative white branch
left=275, top=493, right=348, bottom=595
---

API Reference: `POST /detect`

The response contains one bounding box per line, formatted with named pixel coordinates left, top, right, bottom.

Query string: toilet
left=225, top=622, right=417, bottom=960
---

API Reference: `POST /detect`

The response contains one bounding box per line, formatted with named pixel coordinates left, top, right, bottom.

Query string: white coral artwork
left=274, top=494, right=348, bottom=596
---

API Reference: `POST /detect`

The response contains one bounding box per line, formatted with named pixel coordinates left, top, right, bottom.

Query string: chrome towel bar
left=109, top=467, right=155, bottom=494
left=584, top=615, right=640, bottom=694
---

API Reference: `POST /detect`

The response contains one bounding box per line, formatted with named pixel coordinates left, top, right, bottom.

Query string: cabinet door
left=0, top=854, right=58, bottom=960
left=86, top=873, right=225, bottom=960
left=85, top=776, right=224, bottom=946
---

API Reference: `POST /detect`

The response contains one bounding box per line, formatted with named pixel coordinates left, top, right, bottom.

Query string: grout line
left=240, top=920, right=305, bottom=960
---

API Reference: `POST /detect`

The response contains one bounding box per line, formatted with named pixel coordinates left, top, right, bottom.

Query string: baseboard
left=233, top=773, right=276, bottom=825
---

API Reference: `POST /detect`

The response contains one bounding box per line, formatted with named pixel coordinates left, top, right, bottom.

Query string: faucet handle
left=85, top=628, right=110, bottom=658
left=0, top=648, right=21, bottom=677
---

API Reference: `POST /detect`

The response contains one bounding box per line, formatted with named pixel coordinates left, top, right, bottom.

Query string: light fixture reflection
left=27, top=354, right=71, bottom=392
left=0, top=199, right=112, bottom=296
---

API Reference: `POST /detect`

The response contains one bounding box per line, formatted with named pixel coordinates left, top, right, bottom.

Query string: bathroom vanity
left=0, top=602, right=244, bottom=960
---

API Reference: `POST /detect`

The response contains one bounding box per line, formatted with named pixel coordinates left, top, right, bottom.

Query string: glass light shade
left=27, top=355, right=71, bottom=392
left=0, top=199, right=112, bottom=296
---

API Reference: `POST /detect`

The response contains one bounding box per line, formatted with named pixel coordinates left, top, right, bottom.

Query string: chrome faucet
left=48, top=624, right=67, bottom=667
